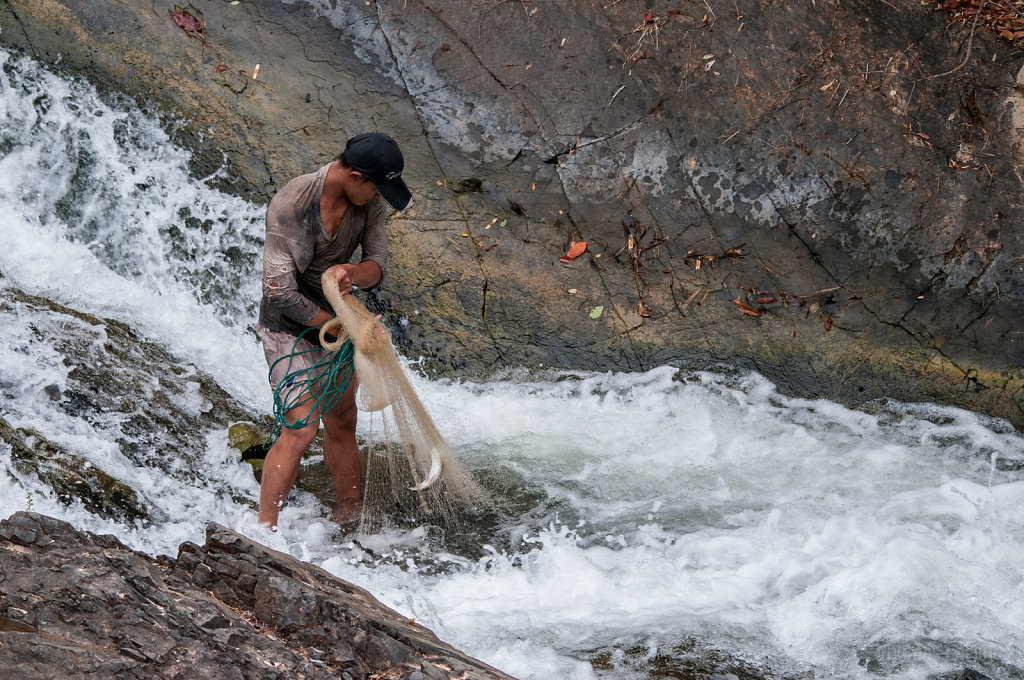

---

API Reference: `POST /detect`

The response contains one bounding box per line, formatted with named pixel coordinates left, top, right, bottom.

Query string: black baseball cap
left=341, top=132, right=412, bottom=210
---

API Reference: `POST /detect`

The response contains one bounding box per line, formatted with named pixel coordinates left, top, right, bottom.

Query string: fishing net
left=318, top=271, right=486, bottom=532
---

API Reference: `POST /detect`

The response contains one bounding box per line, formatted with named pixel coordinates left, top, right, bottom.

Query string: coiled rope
left=267, top=326, right=355, bottom=444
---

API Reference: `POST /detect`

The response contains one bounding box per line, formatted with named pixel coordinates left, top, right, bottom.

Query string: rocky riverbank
left=0, top=511, right=516, bottom=680
left=1, top=0, right=1021, bottom=428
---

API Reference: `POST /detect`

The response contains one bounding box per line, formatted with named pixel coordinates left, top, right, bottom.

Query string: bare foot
left=257, top=511, right=279, bottom=530
left=332, top=499, right=362, bottom=529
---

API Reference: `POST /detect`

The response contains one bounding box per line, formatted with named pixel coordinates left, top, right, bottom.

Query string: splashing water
left=1, top=47, right=1023, bottom=680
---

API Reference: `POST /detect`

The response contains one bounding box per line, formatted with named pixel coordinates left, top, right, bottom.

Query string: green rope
left=265, top=326, right=355, bottom=446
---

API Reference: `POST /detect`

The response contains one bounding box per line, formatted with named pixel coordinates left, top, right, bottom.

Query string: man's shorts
left=254, top=323, right=330, bottom=408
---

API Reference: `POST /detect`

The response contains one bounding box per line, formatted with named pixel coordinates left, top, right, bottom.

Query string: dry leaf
left=820, top=79, right=835, bottom=91
left=637, top=299, right=652, bottom=317
left=169, top=8, right=203, bottom=33
left=562, top=241, right=587, bottom=261
left=733, top=299, right=761, bottom=317
left=214, top=64, right=229, bottom=73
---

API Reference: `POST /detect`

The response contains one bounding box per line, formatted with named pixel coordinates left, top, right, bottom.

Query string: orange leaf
left=562, top=241, right=587, bottom=261
left=214, top=64, right=229, bottom=73
left=733, top=299, right=761, bottom=317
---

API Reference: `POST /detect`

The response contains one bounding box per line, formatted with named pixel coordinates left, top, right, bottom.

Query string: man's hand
left=327, top=261, right=382, bottom=295
left=330, top=264, right=358, bottom=296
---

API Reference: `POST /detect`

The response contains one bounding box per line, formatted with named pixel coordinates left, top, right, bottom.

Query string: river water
left=1, top=47, right=1023, bottom=680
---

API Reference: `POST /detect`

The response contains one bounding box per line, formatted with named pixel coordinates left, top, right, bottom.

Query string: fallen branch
left=922, top=0, right=989, bottom=80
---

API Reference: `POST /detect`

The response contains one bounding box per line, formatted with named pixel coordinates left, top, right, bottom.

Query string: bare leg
left=321, top=377, right=362, bottom=524
left=258, top=400, right=319, bottom=528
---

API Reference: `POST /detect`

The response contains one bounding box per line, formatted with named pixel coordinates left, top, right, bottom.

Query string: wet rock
left=956, top=670, right=993, bottom=680
left=0, top=412, right=149, bottom=523
left=0, top=284, right=262, bottom=523
left=0, top=511, right=516, bottom=680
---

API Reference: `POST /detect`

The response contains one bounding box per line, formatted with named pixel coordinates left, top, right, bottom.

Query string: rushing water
left=2, top=48, right=1024, bottom=680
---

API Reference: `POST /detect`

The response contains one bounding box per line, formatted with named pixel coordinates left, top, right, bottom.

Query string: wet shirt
left=258, top=162, right=388, bottom=337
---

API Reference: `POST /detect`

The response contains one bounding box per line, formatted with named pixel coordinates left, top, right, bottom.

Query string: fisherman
left=254, top=132, right=411, bottom=529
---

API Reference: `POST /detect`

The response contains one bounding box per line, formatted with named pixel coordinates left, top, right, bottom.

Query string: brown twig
left=923, top=0, right=990, bottom=80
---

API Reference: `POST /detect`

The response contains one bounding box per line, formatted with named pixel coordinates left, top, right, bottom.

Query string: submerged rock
left=0, top=280, right=259, bottom=522
left=1, top=413, right=148, bottom=523
left=0, top=511, right=516, bottom=680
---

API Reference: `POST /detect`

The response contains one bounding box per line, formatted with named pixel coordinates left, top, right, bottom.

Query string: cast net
left=319, top=271, right=486, bottom=532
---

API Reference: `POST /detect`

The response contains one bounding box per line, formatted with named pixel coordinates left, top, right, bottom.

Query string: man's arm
left=262, top=218, right=321, bottom=327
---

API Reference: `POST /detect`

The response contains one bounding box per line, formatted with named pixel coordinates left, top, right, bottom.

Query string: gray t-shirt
left=258, top=162, right=388, bottom=337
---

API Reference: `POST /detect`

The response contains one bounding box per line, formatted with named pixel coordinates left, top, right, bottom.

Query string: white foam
left=0, top=51, right=269, bottom=407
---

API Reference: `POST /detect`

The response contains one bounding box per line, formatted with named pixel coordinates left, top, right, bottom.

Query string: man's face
left=346, top=172, right=380, bottom=206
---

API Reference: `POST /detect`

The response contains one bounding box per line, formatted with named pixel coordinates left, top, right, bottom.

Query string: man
left=254, top=132, right=411, bottom=529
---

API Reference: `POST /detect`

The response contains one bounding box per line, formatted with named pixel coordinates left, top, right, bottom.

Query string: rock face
left=1, top=0, right=1022, bottom=426
left=0, top=511, right=515, bottom=680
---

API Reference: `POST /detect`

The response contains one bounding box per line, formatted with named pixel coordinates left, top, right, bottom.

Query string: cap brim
left=373, top=177, right=412, bottom=211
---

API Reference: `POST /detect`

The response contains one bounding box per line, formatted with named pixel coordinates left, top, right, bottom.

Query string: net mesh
left=320, top=271, right=487, bottom=532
